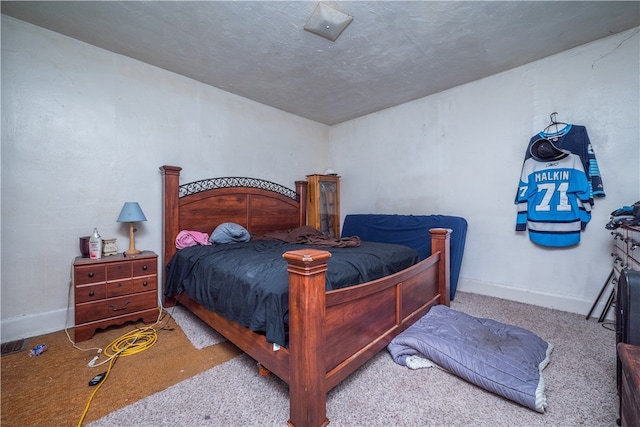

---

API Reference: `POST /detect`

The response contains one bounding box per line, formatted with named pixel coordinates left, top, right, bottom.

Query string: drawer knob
left=89, top=291, right=95, bottom=297
left=117, top=283, right=122, bottom=288
left=88, top=272, right=94, bottom=278
left=142, top=281, right=148, bottom=287
left=142, top=265, right=148, bottom=271
left=109, top=301, right=130, bottom=312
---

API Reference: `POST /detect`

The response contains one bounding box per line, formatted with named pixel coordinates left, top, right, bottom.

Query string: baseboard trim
left=1, top=307, right=71, bottom=343
left=3, top=279, right=613, bottom=343
left=456, top=277, right=615, bottom=321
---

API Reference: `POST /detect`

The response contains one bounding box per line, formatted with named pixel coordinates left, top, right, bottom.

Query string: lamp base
left=125, top=222, right=141, bottom=256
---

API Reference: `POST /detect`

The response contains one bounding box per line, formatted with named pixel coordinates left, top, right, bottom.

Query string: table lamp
left=117, top=202, right=147, bottom=255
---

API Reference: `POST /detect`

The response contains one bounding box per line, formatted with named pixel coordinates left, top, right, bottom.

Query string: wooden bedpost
left=430, top=228, right=451, bottom=306
left=295, top=180, right=308, bottom=227
left=160, top=165, right=181, bottom=306
left=283, top=248, right=332, bottom=427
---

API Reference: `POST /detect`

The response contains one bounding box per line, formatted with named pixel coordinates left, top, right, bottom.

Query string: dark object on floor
left=616, top=269, right=640, bottom=347
left=1, top=339, right=27, bottom=355
left=89, top=372, right=107, bottom=386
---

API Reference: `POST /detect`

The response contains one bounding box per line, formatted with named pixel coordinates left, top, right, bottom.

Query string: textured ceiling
left=2, top=1, right=639, bottom=125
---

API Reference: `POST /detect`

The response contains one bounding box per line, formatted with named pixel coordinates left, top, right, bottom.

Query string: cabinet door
left=626, top=227, right=640, bottom=270
left=318, top=180, right=338, bottom=237
left=307, top=174, right=340, bottom=238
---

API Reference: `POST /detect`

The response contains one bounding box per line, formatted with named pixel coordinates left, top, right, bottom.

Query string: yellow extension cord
left=77, top=324, right=159, bottom=427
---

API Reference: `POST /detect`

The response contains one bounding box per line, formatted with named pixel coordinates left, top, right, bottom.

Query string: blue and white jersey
left=515, top=151, right=592, bottom=247
left=526, top=125, right=605, bottom=205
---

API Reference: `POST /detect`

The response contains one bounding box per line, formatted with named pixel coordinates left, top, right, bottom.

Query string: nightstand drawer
left=133, top=259, right=157, bottom=276
left=75, top=283, right=107, bottom=303
left=75, top=265, right=106, bottom=285
left=75, top=291, right=157, bottom=324
left=107, top=262, right=131, bottom=280
left=107, top=279, right=133, bottom=297
left=132, top=275, right=157, bottom=293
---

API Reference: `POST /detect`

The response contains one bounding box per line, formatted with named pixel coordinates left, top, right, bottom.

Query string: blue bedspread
left=341, top=214, right=467, bottom=300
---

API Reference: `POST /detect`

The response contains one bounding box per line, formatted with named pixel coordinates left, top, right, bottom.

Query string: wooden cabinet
left=613, top=226, right=640, bottom=425
left=593, top=226, right=640, bottom=322
left=73, top=251, right=158, bottom=341
left=618, top=343, right=640, bottom=427
left=612, top=225, right=640, bottom=275
left=307, top=174, right=340, bottom=238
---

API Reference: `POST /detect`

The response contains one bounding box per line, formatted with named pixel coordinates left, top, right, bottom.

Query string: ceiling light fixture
left=304, top=3, right=353, bottom=42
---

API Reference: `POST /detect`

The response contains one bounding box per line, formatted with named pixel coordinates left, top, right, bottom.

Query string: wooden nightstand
left=73, top=251, right=159, bottom=341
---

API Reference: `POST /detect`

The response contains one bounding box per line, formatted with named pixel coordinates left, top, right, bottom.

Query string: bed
left=160, top=165, right=451, bottom=427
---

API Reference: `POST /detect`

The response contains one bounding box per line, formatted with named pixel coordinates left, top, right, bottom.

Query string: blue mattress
left=341, top=214, right=467, bottom=300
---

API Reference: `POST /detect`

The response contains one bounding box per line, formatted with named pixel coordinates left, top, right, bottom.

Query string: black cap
left=530, top=138, right=567, bottom=161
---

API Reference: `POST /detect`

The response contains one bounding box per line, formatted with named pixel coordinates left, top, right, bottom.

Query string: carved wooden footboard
left=160, top=165, right=450, bottom=427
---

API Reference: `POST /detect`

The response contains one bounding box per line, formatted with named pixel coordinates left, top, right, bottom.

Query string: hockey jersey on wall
left=524, top=124, right=605, bottom=206
left=515, top=139, right=592, bottom=247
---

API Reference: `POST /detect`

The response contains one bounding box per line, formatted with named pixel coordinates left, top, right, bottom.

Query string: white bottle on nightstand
left=89, top=228, right=102, bottom=259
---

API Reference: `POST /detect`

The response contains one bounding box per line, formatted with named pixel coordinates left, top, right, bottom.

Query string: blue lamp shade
left=117, top=202, right=146, bottom=255
left=117, top=202, right=147, bottom=223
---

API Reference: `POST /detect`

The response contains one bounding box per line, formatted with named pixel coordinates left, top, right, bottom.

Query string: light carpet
left=88, top=292, right=618, bottom=426
left=168, top=305, right=225, bottom=349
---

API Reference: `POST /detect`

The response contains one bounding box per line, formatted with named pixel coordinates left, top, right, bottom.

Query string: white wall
left=1, top=16, right=330, bottom=342
left=2, top=15, right=638, bottom=342
left=332, top=28, right=640, bottom=315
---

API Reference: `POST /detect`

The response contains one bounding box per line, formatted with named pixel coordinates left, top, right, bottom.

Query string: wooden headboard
left=160, top=165, right=307, bottom=270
